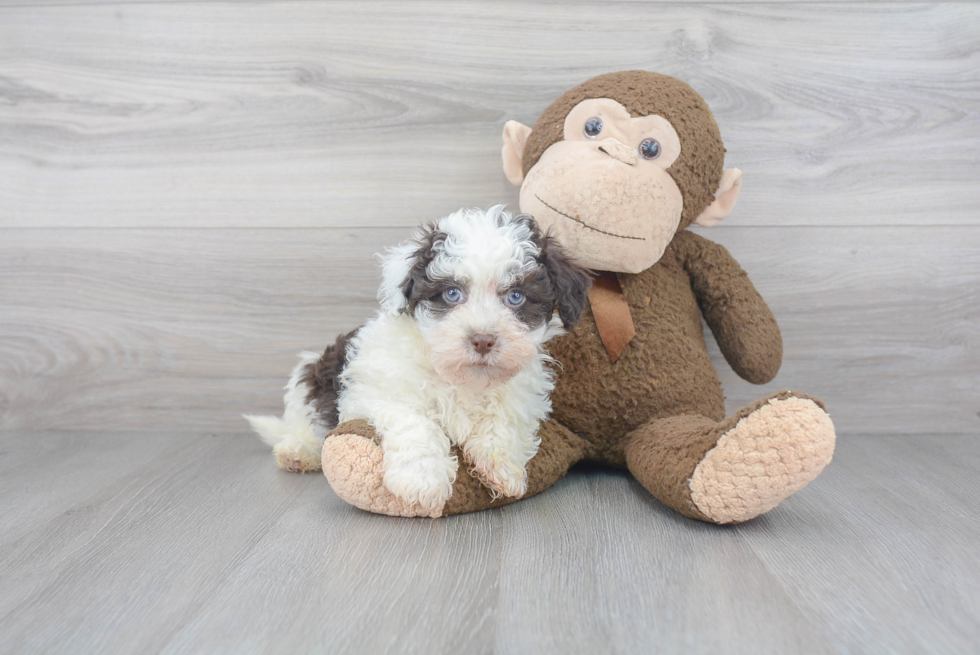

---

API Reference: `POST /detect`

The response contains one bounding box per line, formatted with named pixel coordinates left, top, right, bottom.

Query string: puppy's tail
left=244, top=413, right=293, bottom=447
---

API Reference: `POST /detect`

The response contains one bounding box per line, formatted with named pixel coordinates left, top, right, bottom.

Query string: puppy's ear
left=525, top=218, right=591, bottom=330
left=379, top=224, right=443, bottom=315
left=546, top=241, right=592, bottom=329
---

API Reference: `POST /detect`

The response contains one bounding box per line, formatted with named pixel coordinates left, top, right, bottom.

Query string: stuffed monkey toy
left=319, top=71, right=836, bottom=523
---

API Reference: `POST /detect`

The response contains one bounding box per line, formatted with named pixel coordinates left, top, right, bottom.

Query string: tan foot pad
left=690, top=397, right=836, bottom=524
left=321, top=434, right=444, bottom=518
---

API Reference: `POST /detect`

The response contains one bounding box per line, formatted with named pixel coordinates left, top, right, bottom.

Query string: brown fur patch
left=522, top=71, right=726, bottom=231
left=301, top=329, right=358, bottom=430
left=516, top=214, right=592, bottom=330
left=536, top=232, right=592, bottom=330
left=508, top=267, right=557, bottom=330
left=400, top=225, right=453, bottom=315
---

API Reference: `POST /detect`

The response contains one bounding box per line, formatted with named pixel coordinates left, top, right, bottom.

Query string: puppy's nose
left=471, top=334, right=496, bottom=356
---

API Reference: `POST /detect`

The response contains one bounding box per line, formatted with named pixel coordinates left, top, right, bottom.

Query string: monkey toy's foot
left=690, top=394, right=836, bottom=523
left=322, top=419, right=589, bottom=518
left=321, top=421, right=444, bottom=518
left=626, top=392, right=836, bottom=524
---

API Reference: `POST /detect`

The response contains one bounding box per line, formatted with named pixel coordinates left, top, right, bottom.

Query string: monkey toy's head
left=502, top=71, right=742, bottom=274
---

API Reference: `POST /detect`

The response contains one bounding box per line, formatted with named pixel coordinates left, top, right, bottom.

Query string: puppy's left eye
left=443, top=288, right=464, bottom=303
left=505, top=290, right=525, bottom=307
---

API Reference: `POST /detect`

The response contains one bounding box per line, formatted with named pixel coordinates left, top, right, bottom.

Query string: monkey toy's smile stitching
left=534, top=194, right=646, bottom=241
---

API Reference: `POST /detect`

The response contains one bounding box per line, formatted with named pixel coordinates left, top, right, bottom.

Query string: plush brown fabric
left=522, top=70, right=726, bottom=230
left=548, top=231, right=741, bottom=465
left=624, top=415, right=719, bottom=521
left=623, top=391, right=825, bottom=521
left=679, top=234, right=782, bottom=384
left=322, top=426, right=443, bottom=518
left=442, top=419, right=592, bottom=516
left=332, top=418, right=380, bottom=444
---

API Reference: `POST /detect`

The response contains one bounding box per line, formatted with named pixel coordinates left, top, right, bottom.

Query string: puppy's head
left=379, top=206, right=591, bottom=390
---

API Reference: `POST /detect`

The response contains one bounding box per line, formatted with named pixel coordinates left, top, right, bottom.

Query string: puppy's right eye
left=443, top=288, right=464, bottom=304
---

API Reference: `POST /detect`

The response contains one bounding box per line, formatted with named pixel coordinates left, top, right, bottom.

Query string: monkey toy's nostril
left=597, top=139, right=636, bottom=165
left=471, top=334, right=496, bottom=356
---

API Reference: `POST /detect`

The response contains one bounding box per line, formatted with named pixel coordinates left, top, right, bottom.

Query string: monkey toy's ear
left=694, top=168, right=743, bottom=227
left=502, top=120, right=533, bottom=186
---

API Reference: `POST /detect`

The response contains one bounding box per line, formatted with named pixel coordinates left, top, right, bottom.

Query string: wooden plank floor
left=1, top=431, right=977, bottom=654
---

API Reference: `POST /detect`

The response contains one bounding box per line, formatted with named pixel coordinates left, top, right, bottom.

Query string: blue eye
left=639, top=138, right=661, bottom=160
left=505, top=290, right=525, bottom=307
left=584, top=117, right=603, bottom=139
left=443, top=287, right=464, bottom=303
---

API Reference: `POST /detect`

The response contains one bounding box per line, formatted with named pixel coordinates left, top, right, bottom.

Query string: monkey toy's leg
left=322, top=419, right=589, bottom=518
left=624, top=391, right=835, bottom=524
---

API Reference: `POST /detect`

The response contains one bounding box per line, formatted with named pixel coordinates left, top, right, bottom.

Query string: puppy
left=246, top=206, right=590, bottom=510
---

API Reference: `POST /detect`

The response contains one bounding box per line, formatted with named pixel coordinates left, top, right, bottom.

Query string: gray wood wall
left=1, top=1, right=977, bottom=436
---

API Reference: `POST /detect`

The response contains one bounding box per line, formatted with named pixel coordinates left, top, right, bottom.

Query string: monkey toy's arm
left=676, top=231, right=782, bottom=384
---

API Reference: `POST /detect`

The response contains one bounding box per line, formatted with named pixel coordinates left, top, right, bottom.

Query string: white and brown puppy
left=247, top=206, right=590, bottom=511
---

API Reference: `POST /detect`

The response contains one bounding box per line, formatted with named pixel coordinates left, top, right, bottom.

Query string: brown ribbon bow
left=587, top=271, right=635, bottom=363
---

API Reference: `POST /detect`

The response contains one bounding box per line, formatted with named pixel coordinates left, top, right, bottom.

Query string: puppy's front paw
left=469, top=455, right=528, bottom=499
left=382, top=453, right=458, bottom=511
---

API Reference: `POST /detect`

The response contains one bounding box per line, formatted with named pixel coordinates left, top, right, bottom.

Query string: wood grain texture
left=1, top=3, right=976, bottom=653
left=0, top=0, right=954, bottom=7
left=2, top=2, right=976, bottom=437
left=0, top=2, right=978, bottom=228
left=0, top=430, right=201, bottom=548
left=0, top=430, right=977, bottom=654
left=740, top=435, right=980, bottom=654
left=0, top=227, right=388, bottom=433
left=0, top=431, right=314, bottom=653
left=2, top=225, right=977, bottom=435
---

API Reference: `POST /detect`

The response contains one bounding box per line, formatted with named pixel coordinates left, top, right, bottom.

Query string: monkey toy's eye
left=443, top=288, right=464, bottom=304
left=639, top=138, right=661, bottom=160
left=583, top=117, right=603, bottom=139
left=505, top=290, right=525, bottom=307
